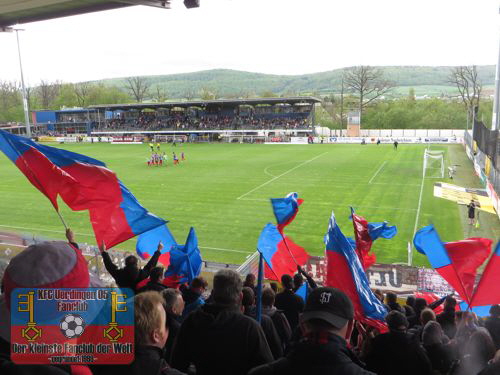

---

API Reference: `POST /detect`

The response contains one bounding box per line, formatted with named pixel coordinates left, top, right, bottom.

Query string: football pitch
left=1, top=142, right=499, bottom=267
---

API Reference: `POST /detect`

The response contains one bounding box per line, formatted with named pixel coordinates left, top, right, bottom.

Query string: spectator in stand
left=137, top=267, right=167, bottom=293
left=485, top=305, right=500, bottom=350
left=408, top=308, right=436, bottom=342
left=275, top=274, right=304, bottom=331
left=171, top=269, right=273, bottom=375
left=162, top=289, right=185, bottom=362
left=249, top=287, right=375, bottom=375
left=292, top=273, right=304, bottom=293
left=422, top=321, right=456, bottom=375
left=365, top=310, right=433, bottom=375
left=270, top=282, right=278, bottom=293
left=454, top=311, right=481, bottom=356
left=453, top=330, right=496, bottom=375
left=242, top=287, right=283, bottom=359
left=294, top=265, right=318, bottom=293
left=386, top=292, right=404, bottom=313
left=437, top=295, right=458, bottom=339
left=181, top=276, right=207, bottom=320
left=244, top=273, right=257, bottom=292
left=125, top=291, right=184, bottom=375
left=409, top=297, right=428, bottom=327
left=404, top=295, right=416, bottom=318
left=100, top=242, right=163, bottom=291
left=262, top=287, right=292, bottom=353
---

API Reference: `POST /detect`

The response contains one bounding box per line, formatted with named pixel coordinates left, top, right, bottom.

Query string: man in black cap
left=249, top=287, right=375, bottom=375
left=365, top=310, right=432, bottom=375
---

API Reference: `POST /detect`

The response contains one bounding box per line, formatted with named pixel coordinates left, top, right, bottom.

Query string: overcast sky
left=1, top=0, right=499, bottom=85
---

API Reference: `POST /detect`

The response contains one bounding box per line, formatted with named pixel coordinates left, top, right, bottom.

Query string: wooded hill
left=99, top=65, right=496, bottom=99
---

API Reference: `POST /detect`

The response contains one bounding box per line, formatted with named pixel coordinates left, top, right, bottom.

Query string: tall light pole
left=14, top=28, right=31, bottom=137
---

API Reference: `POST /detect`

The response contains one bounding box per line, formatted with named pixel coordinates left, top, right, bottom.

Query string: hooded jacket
left=171, top=303, right=273, bottom=375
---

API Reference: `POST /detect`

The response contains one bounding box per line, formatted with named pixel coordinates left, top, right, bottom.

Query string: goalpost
left=423, top=149, right=445, bottom=178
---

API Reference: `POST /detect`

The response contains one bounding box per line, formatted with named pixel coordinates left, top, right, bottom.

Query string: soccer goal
left=423, top=149, right=445, bottom=178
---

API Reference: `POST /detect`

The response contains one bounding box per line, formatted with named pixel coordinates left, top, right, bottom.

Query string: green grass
left=1, top=143, right=499, bottom=267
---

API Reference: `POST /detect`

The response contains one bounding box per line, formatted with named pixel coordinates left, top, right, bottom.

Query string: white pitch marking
left=200, top=246, right=252, bottom=254
left=368, top=161, right=387, bottom=184
left=236, top=152, right=328, bottom=200
left=412, top=151, right=427, bottom=239
left=263, top=165, right=276, bottom=178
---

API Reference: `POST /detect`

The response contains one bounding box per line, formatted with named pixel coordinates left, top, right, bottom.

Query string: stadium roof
left=0, top=0, right=170, bottom=28
left=89, top=97, right=322, bottom=111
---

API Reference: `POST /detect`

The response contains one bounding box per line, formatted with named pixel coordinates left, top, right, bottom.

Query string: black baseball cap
left=301, top=287, right=354, bottom=329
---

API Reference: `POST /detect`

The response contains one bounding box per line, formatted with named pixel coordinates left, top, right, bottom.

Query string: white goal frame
left=423, top=149, right=445, bottom=178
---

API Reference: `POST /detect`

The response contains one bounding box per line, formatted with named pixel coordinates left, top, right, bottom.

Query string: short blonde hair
left=420, top=308, right=436, bottom=325
left=134, top=291, right=165, bottom=345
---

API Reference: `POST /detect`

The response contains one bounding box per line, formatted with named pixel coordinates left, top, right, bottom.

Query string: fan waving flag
left=0, top=130, right=166, bottom=248
left=325, top=212, right=387, bottom=332
left=257, top=223, right=310, bottom=281
left=350, top=208, right=397, bottom=270
left=164, top=227, right=202, bottom=286
left=470, top=242, right=500, bottom=307
left=136, top=224, right=177, bottom=268
left=413, top=225, right=492, bottom=305
left=271, top=192, right=304, bottom=233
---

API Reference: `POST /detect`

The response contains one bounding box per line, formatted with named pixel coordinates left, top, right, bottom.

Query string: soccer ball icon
left=60, top=314, right=85, bottom=339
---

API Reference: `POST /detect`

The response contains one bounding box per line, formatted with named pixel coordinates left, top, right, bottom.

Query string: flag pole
left=256, top=251, right=264, bottom=323
left=279, top=231, right=299, bottom=266
left=56, top=210, right=68, bottom=230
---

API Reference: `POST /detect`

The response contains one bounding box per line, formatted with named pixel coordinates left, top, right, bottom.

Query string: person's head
left=244, top=273, right=256, bottom=288
left=455, top=310, right=465, bottom=324
left=422, top=321, right=445, bottom=346
left=242, top=287, right=255, bottom=307
left=134, top=291, right=168, bottom=348
left=374, top=289, right=384, bottom=303
left=162, top=288, right=185, bottom=316
left=190, top=277, right=208, bottom=294
left=0, top=241, right=91, bottom=342
left=262, top=288, right=276, bottom=308
left=465, top=330, right=496, bottom=366
left=212, top=269, right=243, bottom=306
left=386, top=310, right=409, bottom=333
left=414, top=297, right=428, bottom=311
left=406, top=295, right=416, bottom=307
left=420, top=308, right=436, bottom=325
left=490, top=305, right=500, bottom=318
left=300, top=287, right=354, bottom=339
left=444, top=296, right=457, bottom=311
left=270, top=282, right=278, bottom=293
left=150, top=267, right=164, bottom=283
left=386, top=292, right=398, bottom=304
left=281, top=274, right=293, bottom=290
left=125, top=255, right=138, bottom=268
left=293, top=273, right=303, bottom=289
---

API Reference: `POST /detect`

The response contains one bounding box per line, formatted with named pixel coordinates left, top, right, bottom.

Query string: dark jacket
left=485, top=316, right=500, bottom=350
left=274, top=289, right=304, bottom=331
left=262, top=306, right=292, bottom=352
left=101, top=250, right=160, bottom=291
left=164, top=312, right=181, bottom=363
left=171, top=303, right=273, bottom=375
left=365, top=331, right=433, bottom=375
left=387, top=302, right=404, bottom=314
left=244, top=306, right=284, bottom=359
left=93, top=346, right=184, bottom=375
left=437, top=309, right=457, bottom=339
left=423, top=343, right=456, bottom=375
left=137, top=281, right=167, bottom=294
left=478, top=361, right=500, bottom=375
left=249, top=332, right=375, bottom=375
left=181, top=288, right=205, bottom=320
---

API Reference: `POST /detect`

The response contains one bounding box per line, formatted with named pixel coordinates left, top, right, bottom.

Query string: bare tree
left=125, top=77, right=151, bottom=102
left=153, top=86, right=168, bottom=102
left=73, top=82, right=92, bottom=107
left=37, top=80, right=62, bottom=108
left=448, top=66, right=482, bottom=120
left=343, top=66, right=394, bottom=120
left=183, top=89, right=196, bottom=101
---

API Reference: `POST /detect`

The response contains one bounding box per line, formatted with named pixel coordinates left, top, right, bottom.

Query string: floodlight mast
left=15, top=28, right=31, bottom=137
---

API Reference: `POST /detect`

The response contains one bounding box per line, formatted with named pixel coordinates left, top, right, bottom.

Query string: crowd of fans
left=2, top=233, right=500, bottom=375
left=96, top=113, right=312, bottom=132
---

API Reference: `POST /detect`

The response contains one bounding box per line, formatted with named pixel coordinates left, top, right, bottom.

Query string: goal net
left=423, top=149, right=445, bottom=178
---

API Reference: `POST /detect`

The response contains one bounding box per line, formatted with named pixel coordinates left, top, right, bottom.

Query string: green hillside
left=97, top=66, right=496, bottom=99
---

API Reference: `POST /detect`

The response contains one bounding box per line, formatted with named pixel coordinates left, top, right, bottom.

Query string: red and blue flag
left=164, top=227, right=202, bottom=286
left=470, top=242, right=500, bottom=307
left=0, top=130, right=166, bottom=248
left=325, top=212, right=387, bottom=332
left=350, top=208, right=397, bottom=270
left=270, top=192, right=303, bottom=233
left=413, top=225, right=492, bottom=305
left=257, top=223, right=310, bottom=281
left=136, top=224, right=177, bottom=268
